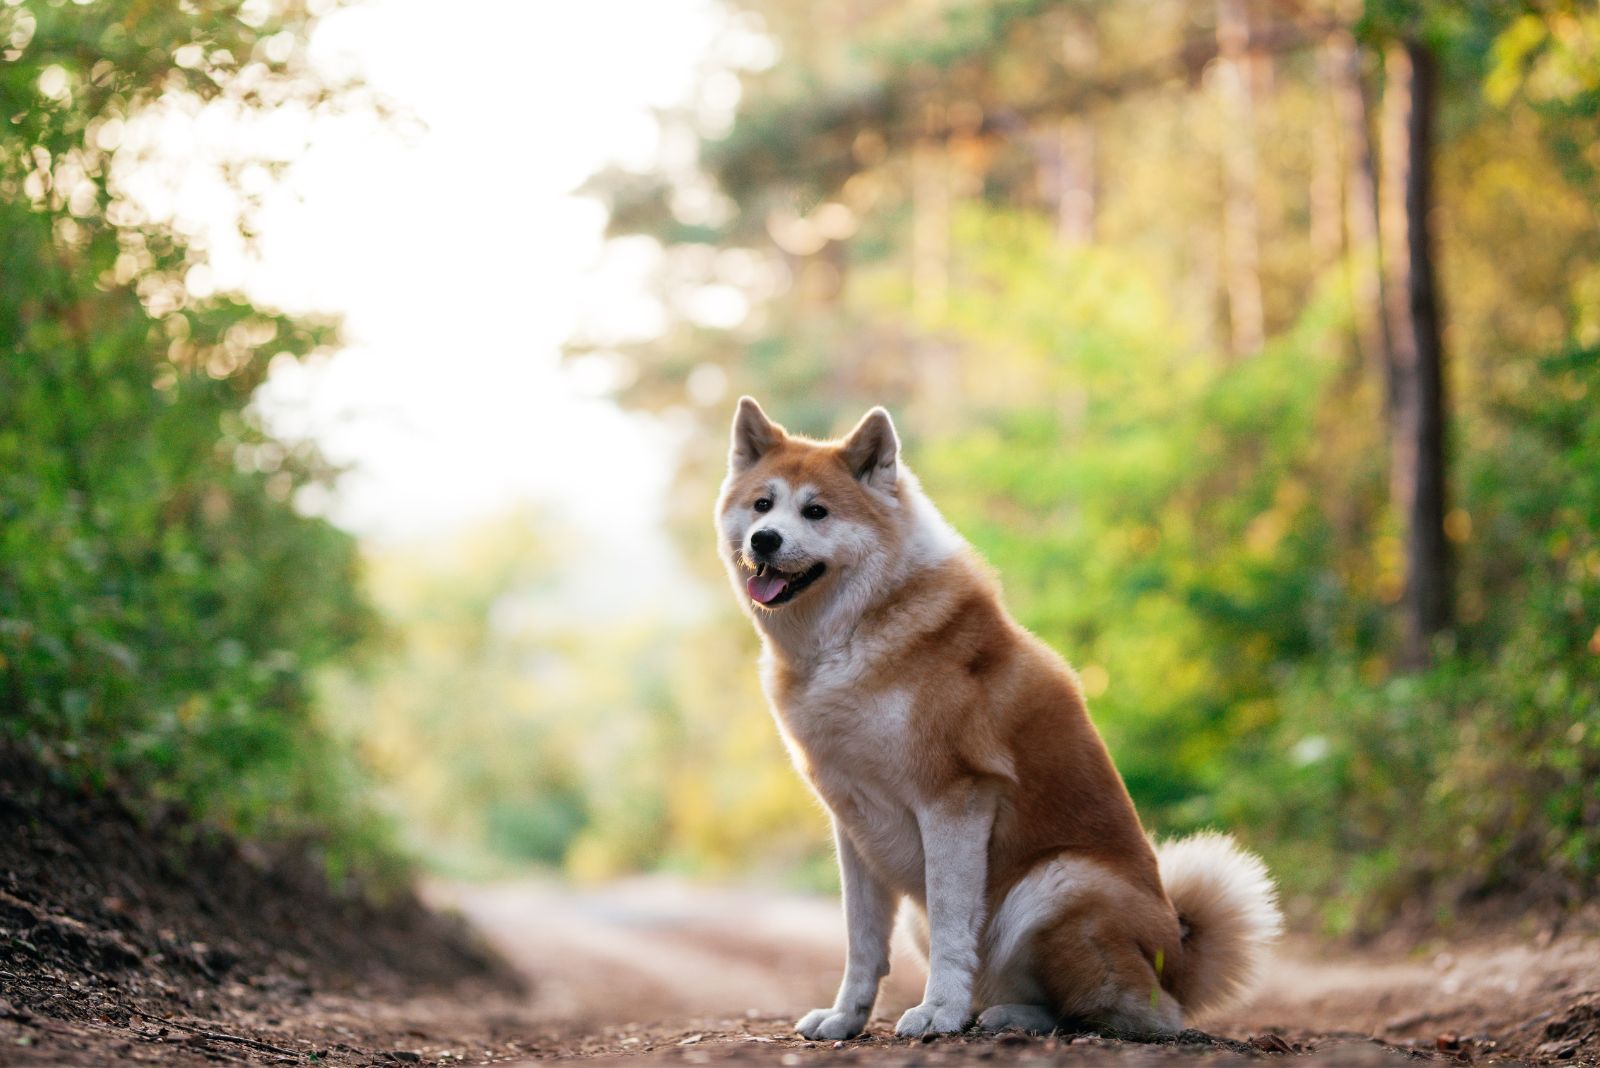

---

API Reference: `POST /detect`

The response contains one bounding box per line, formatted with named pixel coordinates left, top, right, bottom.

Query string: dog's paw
left=795, top=1007, right=868, bottom=1040
left=894, top=1001, right=968, bottom=1038
left=976, top=1004, right=1057, bottom=1034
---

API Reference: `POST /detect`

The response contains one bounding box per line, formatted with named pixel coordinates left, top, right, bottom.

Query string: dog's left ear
left=730, top=396, right=784, bottom=474
left=841, top=406, right=899, bottom=492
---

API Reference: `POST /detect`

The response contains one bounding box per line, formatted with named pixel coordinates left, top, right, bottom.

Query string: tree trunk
left=1036, top=19, right=1099, bottom=246
left=1309, top=76, right=1342, bottom=269
left=1215, top=0, right=1265, bottom=357
left=1323, top=30, right=1392, bottom=389
left=911, top=103, right=951, bottom=319
left=1033, top=118, right=1096, bottom=245
left=1379, top=38, right=1452, bottom=667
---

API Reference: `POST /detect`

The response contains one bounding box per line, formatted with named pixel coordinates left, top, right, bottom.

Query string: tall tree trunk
left=1324, top=30, right=1392, bottom=388
left=1309, top=77, right=1343, bottom=269
left=1379, top=38, right=1452, bottom=666
left=1036, top=20, right=1099, bottom=246
left=1033, top=118, right=1097, bottom=245
left=911, top=105, right=951, bottom=319
left=1215, top=0, right=1265, bottom=357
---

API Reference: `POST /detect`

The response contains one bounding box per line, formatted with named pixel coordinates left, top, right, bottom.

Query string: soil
left=3, top=750, right=1599, bottom=1067
left=0, top=749, right=522, bottom=1067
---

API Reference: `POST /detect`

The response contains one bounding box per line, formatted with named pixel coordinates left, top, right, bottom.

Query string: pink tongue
left=747, top=571, right=790, bottom=604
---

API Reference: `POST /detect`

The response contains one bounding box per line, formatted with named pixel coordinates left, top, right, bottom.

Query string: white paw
left=976, top=1003, right=1057, bottom=1034
left=795, top=1007, right=868, bottom=1040
left=894, top=1001, right=969, bottom=1038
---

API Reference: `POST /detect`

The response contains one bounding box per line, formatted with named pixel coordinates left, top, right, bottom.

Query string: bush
left=0, top=2, right=395, bottom=886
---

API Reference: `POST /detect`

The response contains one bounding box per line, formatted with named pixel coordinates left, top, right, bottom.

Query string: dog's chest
left=773, top=671, right=928, bottom=896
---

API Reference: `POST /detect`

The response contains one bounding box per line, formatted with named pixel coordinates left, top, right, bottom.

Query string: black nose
left=750, top=528, right=782, bottom=556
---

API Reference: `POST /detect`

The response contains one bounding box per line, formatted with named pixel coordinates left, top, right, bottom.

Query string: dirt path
left=7, top=794, right=1598, bottom=1068
left=12, top=744, right=1594, bottom=1066
left=424, top=877, right=1600, bottom=1065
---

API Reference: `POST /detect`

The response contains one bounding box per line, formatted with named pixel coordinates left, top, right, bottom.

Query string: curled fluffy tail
left=1156, top=832, right=1283, bottom=1018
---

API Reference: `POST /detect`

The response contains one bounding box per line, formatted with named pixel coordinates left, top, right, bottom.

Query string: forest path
left=428, top=877, right=1600, bottom=1065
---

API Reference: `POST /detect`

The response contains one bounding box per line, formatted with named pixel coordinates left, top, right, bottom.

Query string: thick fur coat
left=715, top=398, right=1281, bottom=1039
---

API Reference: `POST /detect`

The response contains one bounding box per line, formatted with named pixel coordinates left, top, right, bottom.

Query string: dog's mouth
left=746, top=561, right=827, bottom=607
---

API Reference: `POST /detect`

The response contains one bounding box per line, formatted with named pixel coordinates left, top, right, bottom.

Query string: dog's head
left=715, top=397, right=904, bottom=617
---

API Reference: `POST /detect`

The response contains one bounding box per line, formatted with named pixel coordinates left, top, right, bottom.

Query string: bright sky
left=135, top=0, right=734, bottom=595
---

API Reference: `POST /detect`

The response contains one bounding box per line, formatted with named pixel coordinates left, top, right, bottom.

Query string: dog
left=715, top=397, right=1282, bottom=1040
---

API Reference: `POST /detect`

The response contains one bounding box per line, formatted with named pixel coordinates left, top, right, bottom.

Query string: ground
left=3, top=753, right=1598, bottom=1066
left=425, top=880, right=1600, bottom=1066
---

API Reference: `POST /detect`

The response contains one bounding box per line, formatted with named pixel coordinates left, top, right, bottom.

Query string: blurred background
left=2, top=0, right=1597, bottom=935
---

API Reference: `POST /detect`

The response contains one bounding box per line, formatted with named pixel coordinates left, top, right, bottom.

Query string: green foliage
left=318, top=518, right=593, bottom=873
left=0, top=1, right=394, bottom=884
left=1234, top=339, right=1600, bottom=927
left=322, top=513, right=830, bottom=885
left=1247, top=352, right=1600, bottom=927
left=1233, top=638, right=1600, bottom=935
left=904, top=208, right=1357, bottom=817
left=574, top=0, right=1600, bottom=925
left=7, top=0, right=1593, bottom=929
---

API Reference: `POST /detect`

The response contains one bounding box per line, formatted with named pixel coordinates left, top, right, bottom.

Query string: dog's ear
left=729, top=396, right=784, bottom=473
left=840, top=406, right=899, bottom=492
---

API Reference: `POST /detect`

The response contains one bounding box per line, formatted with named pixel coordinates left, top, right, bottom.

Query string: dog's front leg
left=796, top=822, right=898, bottom=1040
left=895, top=788, right=994, bottom=1038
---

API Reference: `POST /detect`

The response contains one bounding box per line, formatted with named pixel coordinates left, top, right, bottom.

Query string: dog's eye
left=753, top=497, right=772, bottom=513
left=802, top=504, right=828, bottom=521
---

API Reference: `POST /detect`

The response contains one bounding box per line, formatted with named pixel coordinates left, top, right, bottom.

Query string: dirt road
left=10, top=744, right=1595, bottom=1065
left=7, top=871, right=1599, bottom=1066
left=423, top=877, right=1600, bottom=1065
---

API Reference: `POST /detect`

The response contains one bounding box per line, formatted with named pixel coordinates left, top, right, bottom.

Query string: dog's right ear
left=729, top=396, right=783, bottom=474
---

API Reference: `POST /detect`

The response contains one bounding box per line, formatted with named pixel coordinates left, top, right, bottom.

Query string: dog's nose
left=750, top=529, right=782, bottom=556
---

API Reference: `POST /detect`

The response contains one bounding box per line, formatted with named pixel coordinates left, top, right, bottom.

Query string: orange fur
left=716, top=399, right=1278, bottom=1037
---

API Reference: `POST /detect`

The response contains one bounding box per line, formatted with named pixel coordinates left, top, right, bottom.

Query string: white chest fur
left=764, top=658, right=929, bottom=898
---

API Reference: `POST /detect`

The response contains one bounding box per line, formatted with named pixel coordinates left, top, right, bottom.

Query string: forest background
left=2, top=0, right=1597, bottom=936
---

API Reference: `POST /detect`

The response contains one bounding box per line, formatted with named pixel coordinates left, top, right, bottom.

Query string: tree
left=1379, top=35, right=1452, bottom=666
left=1320, top=27, right=1392, bottom=384
left=572, top=0, right=1600, bottom=916
left=1214, top=0, right=1266, bottom=357
left=0, top=1, right=385, bottom=868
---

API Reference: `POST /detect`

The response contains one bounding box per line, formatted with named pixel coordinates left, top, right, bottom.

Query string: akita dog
left=715, top=398, right=1282, bottom=1040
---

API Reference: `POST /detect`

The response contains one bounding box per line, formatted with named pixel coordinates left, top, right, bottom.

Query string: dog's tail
left=1156, top=832, right=1283, bottom=1018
